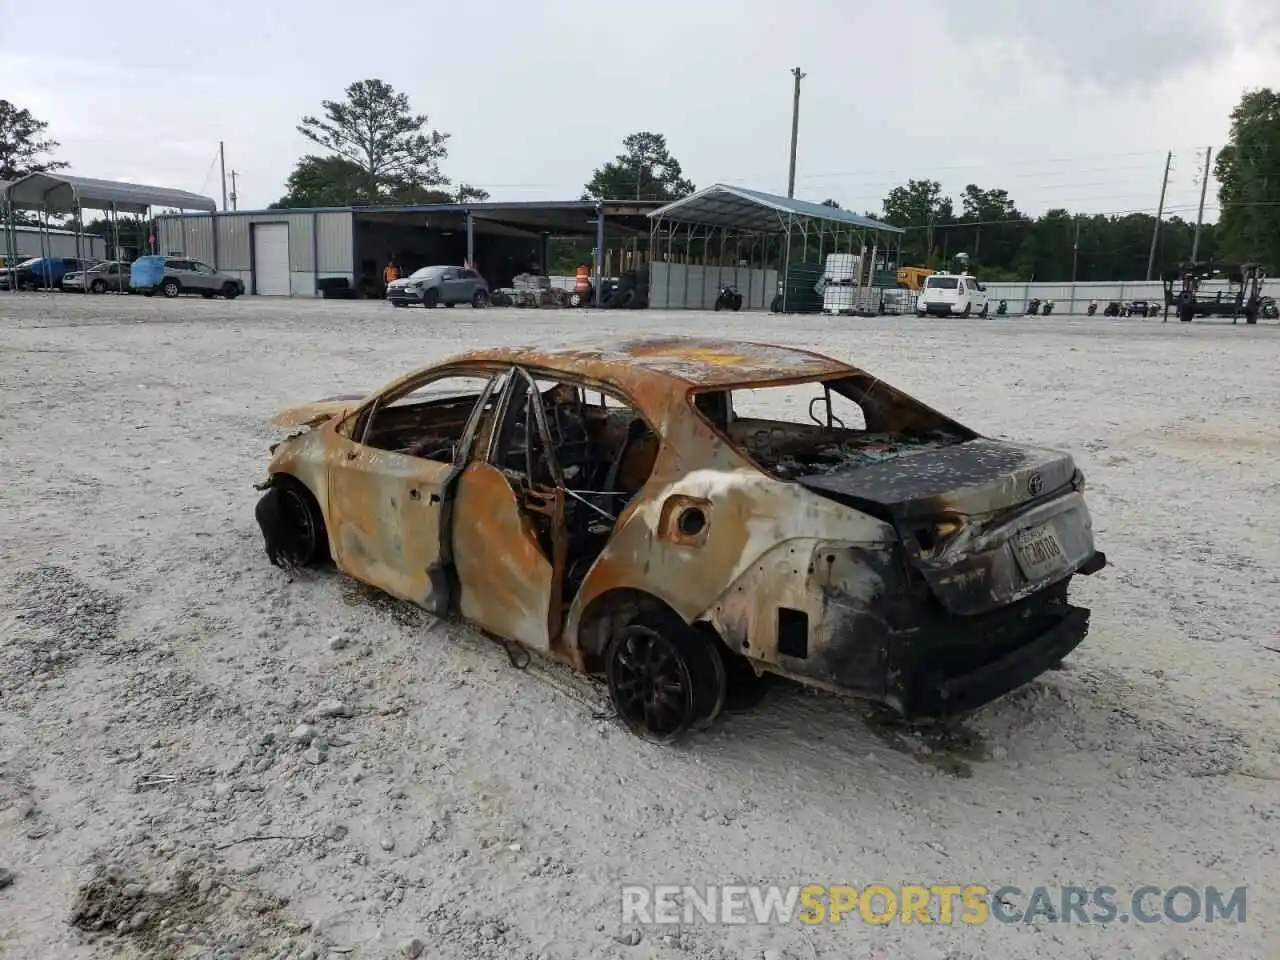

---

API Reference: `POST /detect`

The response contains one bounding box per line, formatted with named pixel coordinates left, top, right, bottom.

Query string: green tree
left=0, top=99, right=67, bottom=181
left=582, top=132, right=695, bottom=202
left=272, top=155, right=369, bottom=207
left=1213, top=87, right=1280, bottom=270
left=298, top=79, right=451, bottom=202
left=881, top=179, right=953, bottom=265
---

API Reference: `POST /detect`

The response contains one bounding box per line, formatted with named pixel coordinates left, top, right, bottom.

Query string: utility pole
left=219, top=141, right=228, bottom=211
left=1146, top=151, right=1172, bottom=281
left=229, top=171, right=239, bottom=212
left=786, top=67, right=806, bottom=199
left=1071, top=215, right=1081, bottom=282
left=1191, top=146, right=1212, bottom=263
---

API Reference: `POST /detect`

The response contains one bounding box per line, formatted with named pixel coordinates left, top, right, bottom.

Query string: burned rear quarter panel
left=564, top=404, right=896, bottom=652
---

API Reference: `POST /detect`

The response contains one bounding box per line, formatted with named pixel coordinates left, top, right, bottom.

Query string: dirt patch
left=70, top=862, right=293, bottom=958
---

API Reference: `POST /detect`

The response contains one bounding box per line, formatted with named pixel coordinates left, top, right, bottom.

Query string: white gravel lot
left=1, top=293, right=1277, bottom=960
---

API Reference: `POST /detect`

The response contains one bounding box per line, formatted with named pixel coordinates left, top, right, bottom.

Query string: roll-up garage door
left=252, top=222, right=290, bottom=296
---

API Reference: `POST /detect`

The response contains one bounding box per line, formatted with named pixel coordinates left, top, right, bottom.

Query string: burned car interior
left=690, top=374, right=976, bottom=489
left=488, top=372, right=659, bottom=597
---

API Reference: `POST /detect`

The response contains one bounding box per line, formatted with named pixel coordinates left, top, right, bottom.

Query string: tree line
left=2, top=84, right=1275, bottom=278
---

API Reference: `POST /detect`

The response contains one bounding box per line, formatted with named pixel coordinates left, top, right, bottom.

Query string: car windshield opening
left=409, top=267, right=440, bottom=280
left=690, top=375, right=974, bottom=482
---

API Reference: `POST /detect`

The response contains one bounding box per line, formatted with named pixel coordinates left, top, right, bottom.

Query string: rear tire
left=605, top=611, right=725, bottom=743
left=161, top=279, right=180, bottom=298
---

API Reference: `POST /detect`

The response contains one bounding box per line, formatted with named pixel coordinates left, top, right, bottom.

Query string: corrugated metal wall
left=156, top=211, right=353, bottom=281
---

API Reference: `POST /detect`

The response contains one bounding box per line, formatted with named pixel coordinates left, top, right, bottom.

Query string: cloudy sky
left=3, top=0, right=1275, bottom=220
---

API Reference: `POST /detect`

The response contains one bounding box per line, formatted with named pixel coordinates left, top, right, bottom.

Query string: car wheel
left=255, top=476, right=330, bottom=569
left=471, top=289, right=488, bottom=308
left=222, top=282, right=240, bottom=300
left=422, top=288, right=440, bottom=308
left=161, top=279, right=180, bottom=298
left=962, top=304, right=972, bottom=318
left=605, top=612, right=725, bottom=743
left=90, top=279, right=107, bottom=294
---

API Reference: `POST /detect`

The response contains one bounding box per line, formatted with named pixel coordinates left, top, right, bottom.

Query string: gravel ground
left=1, top=293, right=1277, bottom=960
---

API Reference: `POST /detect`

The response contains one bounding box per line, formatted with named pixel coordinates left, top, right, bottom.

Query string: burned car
left=254, top=337, right=1106, bottom=742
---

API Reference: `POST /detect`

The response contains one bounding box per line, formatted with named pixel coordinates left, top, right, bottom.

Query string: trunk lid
left=795, top=438, right=1076, bottom=521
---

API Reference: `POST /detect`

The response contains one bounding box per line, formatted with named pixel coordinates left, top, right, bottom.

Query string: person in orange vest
left=383, top=257, right=400, bottom=286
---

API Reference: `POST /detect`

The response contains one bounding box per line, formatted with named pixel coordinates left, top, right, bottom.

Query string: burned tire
left=255, top=476, right=330, bottom=569
left=605, top=612, right=725, bottom=743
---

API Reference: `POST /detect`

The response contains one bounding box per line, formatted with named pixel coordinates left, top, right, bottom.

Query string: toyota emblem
left=1027, top=472, right=1044, bottom=497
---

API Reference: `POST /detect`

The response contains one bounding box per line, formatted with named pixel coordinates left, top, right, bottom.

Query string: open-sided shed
left=2, top=172, right=216, bottom=281
left=646, top=183, right=904, bottom=311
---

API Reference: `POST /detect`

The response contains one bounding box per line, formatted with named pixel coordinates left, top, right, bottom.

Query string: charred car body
left=254, top=337, right=1106, bottom=741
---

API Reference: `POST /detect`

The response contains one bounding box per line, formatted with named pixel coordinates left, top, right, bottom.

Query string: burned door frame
left=326, top=367, right=509, bottom=614
left=451, top=367, right=573, bottom=656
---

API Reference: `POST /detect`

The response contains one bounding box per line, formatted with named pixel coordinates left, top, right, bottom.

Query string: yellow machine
left=897, top=266, right=934, bottom=291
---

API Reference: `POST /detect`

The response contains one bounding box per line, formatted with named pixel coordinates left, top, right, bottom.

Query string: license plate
left=1012, top=524, right=1067, bottom=580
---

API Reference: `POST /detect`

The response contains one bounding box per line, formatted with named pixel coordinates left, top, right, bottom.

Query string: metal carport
left=647, top=183, right=904, bottom=311
left=3, top=173, right=216, bottom=289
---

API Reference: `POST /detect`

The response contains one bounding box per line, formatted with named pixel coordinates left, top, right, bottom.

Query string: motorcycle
left=715, top=285, right=744, bottom=312
left=1087, top=300, right=1098, bottom=316
left=1261, top=297, right=1278, bottom=320
left=996, top=298, right=1008, bottom=316
left=1042, top=299, right=1056, bottom=316
left=1103, top=301, right=1121, bottom=317
left=1025, top=298, right=1041, bottom=316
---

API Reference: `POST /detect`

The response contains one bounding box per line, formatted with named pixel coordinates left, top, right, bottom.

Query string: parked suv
left=132, top=255, right=245, bottom=299
left=386, top=265, right=488, bottom=308
left=916, top=273, right=989, bottom=317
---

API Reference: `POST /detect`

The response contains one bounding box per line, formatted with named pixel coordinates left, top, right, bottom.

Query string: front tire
left=222, top=283, right=240, bottom=300
left=422, top=288, right=439, bottom=308
left=161, top=279, right=180, bottom=298
left=90, top=279, right=107, bottom=294
left=255, top=477, right=330, bottom=569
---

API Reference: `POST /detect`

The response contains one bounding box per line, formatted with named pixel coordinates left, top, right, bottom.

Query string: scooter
left=1042, top=299, right=1056, bottom=316
left=996, top=299, right=1008, bottom=316
left=715, top=285, right=744, bottom=311
left=1087, top=300, right=1098, bottom=316
left=1026, top=298, right=1041, bottom=316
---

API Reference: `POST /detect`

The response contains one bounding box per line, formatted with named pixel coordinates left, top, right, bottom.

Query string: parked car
left=386, top=265, right=488, bottom=308
left=63, top=260, right=133, bottom=293
left=252, top=336, right=1107, bottom=742
left=915, top=273, right=990, bottom=317
left=2, top=256, right=99, bottom=291
left=131, top=255, right=244, bottom=299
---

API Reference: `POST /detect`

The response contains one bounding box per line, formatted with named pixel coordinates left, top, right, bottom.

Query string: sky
left=2, top=0, right=1276, bottom=221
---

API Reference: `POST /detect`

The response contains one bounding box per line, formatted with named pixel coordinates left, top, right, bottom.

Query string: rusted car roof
left=451, top=336, right=853, bottom=390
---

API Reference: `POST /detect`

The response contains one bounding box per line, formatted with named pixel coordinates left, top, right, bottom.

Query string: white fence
left=981, top=279, right=1280, bottom=315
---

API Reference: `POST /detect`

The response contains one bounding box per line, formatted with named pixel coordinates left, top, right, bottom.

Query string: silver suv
left=150, top=258, right=245, bottom=300
left=386, top=266, right=488, bottom=308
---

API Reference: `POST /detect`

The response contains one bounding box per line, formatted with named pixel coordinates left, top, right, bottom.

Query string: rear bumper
left=919, top=302, right=964, bottom=316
